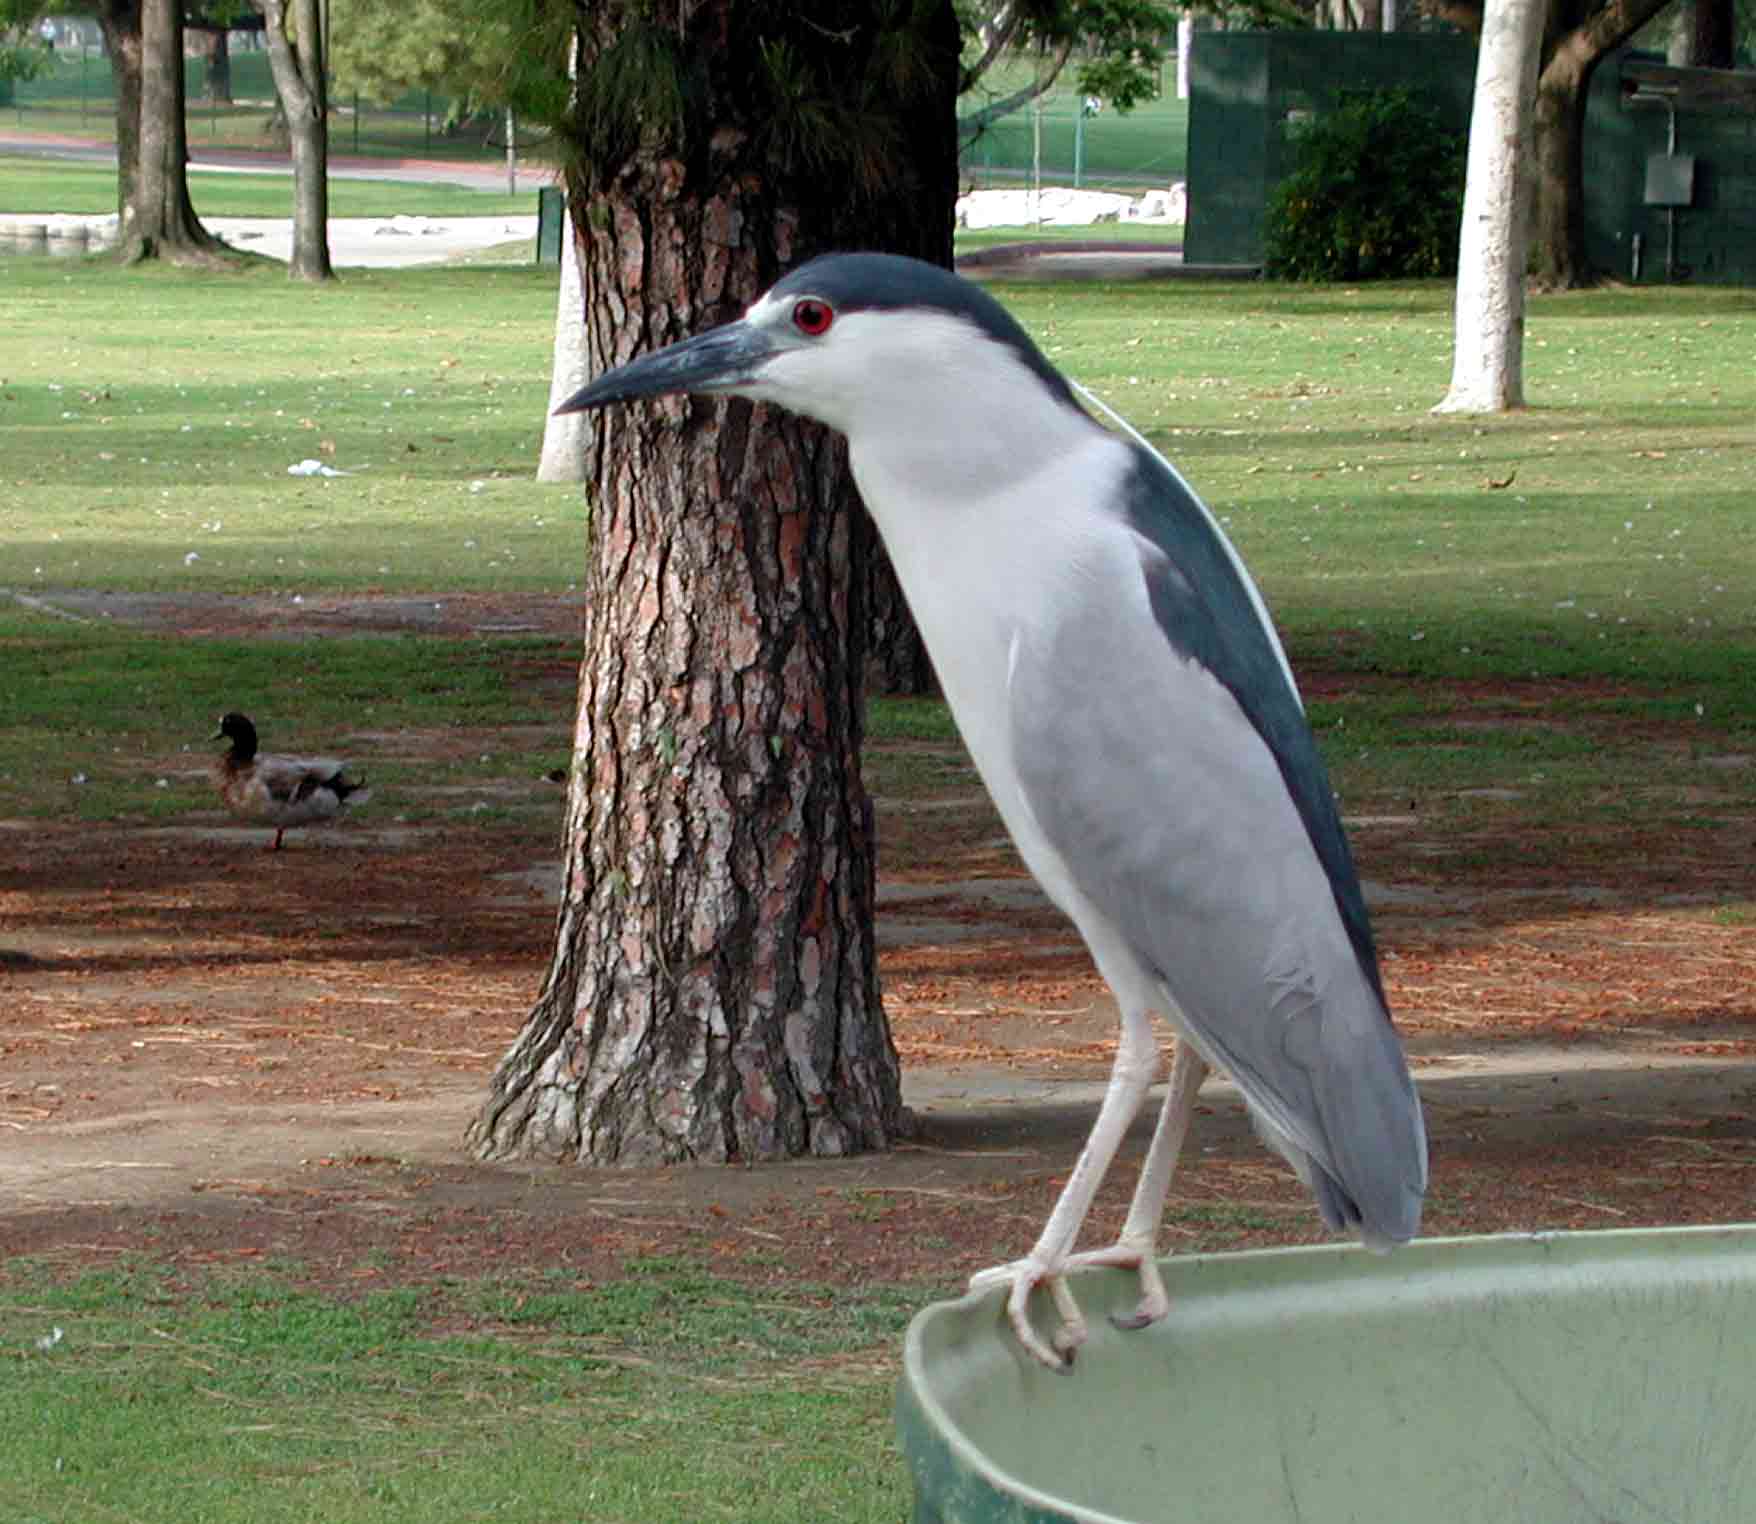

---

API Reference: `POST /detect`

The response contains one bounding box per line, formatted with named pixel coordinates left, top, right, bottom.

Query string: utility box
left=1644, top=153, right=1696, bottom=207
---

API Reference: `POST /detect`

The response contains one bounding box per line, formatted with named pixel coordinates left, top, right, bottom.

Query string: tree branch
left=959, top=0, right=1023, bottom=93
left=1542, top=0, right=1676, bottom=84
left=957, top=36, right=1074, bottom=144
left=1575, top=0, right=1678, bottom=60
left=1418, top=0, right=1485, bottom=35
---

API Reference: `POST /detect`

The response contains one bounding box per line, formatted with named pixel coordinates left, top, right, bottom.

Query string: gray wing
left=1007, top=464, right=1425, bottom=1242
left=254, top=756, right=352, bottom=818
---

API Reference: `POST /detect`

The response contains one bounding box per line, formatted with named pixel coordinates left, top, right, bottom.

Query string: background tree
left=537, top=182, right=591, bottom=484
left=328, top=0, right=584, bottom=472
left=1666, top=0, right=1735, bottom=64
left=1434, top=0, right=1544, bottom=412
left=1424, top=0, right=1676, bottom=286
left=258, top=0, right=334, bottom=280
left=109, top=0, right=233, bottom=264
left=328, top=0, right=571, bottom=125
left=468, top=0, right=961, bottom=1167
left=957, top=0, right=1181, bottom=143
left=186, top=4, right=263, bottom=104
left=1, top=0, right=53, bottom=102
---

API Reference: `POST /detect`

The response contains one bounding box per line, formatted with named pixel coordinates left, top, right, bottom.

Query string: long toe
left=1061, top=1241, right=1171, bottom=1333
left=969, top=1257, right=1084, bottom=1371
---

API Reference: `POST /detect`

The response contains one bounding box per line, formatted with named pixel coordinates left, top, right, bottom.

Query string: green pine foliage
left=1264, top=88, right=1468, bottom=282
left=565, top=1, right=949, bottom=204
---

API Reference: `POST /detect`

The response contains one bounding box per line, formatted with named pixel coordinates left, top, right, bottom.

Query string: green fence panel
left=1185, top=30, right=1475, bottom=269
left=1187, top=32, right=1756, bottom=285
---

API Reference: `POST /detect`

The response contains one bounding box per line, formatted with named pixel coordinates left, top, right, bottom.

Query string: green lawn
left=4, top=255, right=1754, bottom=835
left=958, top=58, right=1189, bottom=187
left=955, top=222, right=1183, bottom=253
left=2, top=259, right=569, bottom=595
left=1, top=1258, right=917, bottom=1524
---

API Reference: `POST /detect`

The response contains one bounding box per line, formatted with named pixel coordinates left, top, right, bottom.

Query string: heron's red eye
left=792, top=298, right=834, bottom=337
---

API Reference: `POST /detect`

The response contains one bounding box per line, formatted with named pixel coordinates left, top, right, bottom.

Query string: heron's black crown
left=770, top=253, right=1082, bottom=414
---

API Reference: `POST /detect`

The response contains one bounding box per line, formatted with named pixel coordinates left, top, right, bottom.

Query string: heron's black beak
left=553, top=320, right=776, bottom=415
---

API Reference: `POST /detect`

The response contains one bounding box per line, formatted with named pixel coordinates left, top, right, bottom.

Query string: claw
left=1060, top=1239, right=1171, bottom=1335
left=968, top=1257, right=1086, bottom=1370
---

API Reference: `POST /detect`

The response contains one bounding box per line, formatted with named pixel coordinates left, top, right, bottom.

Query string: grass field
left=955, top=221, right=1183, bottom=251
left=5, top=257, right=1754, bottom=800
left=3, top=1258, right=915, bottom=1523
left=2, top=259, right=568, bottom=596
left=3, top=256, right=1755, bottom=1519
left=958, top=57, right=1189, bottom=187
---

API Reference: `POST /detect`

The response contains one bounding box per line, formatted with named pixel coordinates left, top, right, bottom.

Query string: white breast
left=850, top=426, right=1137, bottom=915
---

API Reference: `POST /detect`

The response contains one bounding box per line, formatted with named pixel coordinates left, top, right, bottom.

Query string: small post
left=504, top=105, right=516, bottom=196
left=1031, top=93, right=1042, bottom=226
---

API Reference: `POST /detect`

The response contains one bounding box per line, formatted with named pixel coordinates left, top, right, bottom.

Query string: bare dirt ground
left=5, top=592, right=1756, bottom=1301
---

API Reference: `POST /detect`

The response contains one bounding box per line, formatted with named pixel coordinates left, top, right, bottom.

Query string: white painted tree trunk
left=537, top=32, right=587, bottom=483
left=536, top=190, right=589, bottom=483
left=1176, top=12, right=1192, bottom=101
left=1433, top=0, right=1544, bottom=414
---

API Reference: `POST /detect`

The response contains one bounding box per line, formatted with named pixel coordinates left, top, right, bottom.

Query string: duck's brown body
left=212, top=712, right=369, bottom=850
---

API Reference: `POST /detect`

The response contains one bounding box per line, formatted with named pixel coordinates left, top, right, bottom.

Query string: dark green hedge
left=1265, top=88, right=1468, bottom=282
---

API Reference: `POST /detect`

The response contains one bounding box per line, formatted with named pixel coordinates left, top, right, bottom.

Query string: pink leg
left=967, top=1003, right=1160, bottom=1369
left=1061, top=1039, right=1209, bottom=1331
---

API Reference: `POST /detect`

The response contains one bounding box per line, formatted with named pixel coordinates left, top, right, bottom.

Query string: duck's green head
left=214, top=712, right=259, bottom=759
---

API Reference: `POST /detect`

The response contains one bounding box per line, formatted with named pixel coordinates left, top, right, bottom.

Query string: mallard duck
left=211, top=712, right=370, bottom=850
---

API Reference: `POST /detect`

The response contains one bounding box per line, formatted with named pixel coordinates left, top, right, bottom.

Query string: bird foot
left=967, top=1256, right=1088, bottom=1370
left=1059, top=1240, right=1170, bottom=1333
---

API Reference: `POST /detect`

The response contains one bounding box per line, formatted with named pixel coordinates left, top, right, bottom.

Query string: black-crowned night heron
left=557, top=252, right=1428, bottom=1370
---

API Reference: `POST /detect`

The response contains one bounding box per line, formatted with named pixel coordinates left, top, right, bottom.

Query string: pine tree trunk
left=261, top=0, right=333, bottom=280
left=469, top=0, right=959, bottom=1166
left=868, top=542, right=936, bottom=696
left=119, top=0, right=232, bottom=266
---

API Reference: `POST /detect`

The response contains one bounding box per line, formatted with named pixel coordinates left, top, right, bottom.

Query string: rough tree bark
left=260, top=0, right=333, bottom=280
left=867, top=543, right=936, bottom=695
left=469, top=0, right=960, bottom=1166
left=1434, top=0, right=1544, bottom=413
left=115, top=0, right=232, bottom=265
